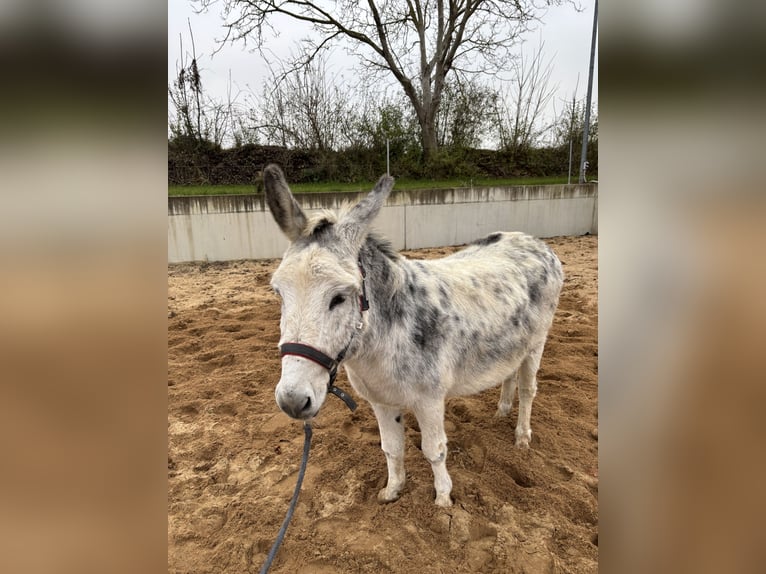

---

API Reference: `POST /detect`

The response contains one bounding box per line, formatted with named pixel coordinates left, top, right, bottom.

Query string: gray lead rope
left=258, top=377, right=354, bottom=574
left=259, top=422, right=313, bottom=574
left=259, top=361, right=356, bottom=574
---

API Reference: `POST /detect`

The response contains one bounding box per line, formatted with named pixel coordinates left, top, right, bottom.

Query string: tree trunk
left=420, top=66, right=447, bottom=164
left=405, top=75, right=440, bottom=163
left=421, top=119, right=438, bottom=163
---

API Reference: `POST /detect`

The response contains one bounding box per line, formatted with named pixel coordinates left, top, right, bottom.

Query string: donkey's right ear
left=263, top=164, right=307, bottom=241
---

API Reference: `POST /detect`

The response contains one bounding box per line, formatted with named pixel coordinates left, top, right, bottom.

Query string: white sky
left=168, top=0, right=598, bottom=144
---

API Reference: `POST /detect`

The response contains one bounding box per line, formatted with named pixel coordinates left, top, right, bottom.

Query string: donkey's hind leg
left=495, top=371, right=518, bottom=418
left=516, top=344, right=544, bottom=448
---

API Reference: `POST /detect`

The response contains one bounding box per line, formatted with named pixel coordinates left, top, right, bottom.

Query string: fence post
left=579, top=0, right=598, bottom=184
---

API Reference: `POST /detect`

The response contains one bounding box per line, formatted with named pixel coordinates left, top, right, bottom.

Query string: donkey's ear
left=263, top=164, right=307, bottom=241
left=338, top=174, right=394, bottom=246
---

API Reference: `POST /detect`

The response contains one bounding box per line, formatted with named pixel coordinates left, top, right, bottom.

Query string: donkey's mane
left=301, top=209, right=338, bottom=238
left=365, top=231, right=400, bottom=262
left=300, top=207, right=400, bottom=265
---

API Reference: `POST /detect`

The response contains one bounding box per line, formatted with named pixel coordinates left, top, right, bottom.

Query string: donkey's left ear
left=263, top=164, right=307, bottom=241
left=338, top=174, right=394, bottom=247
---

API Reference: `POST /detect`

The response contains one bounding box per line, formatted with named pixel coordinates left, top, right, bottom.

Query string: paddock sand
left=168, top=234, right=598, bottom=573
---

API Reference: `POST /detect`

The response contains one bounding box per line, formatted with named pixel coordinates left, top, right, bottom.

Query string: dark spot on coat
left=412, top=304, right=443, bottom=354
left=468, top=329, right=485, bottom=352
left=395, top=415, right=402, bottom=423
left=528, top=281, right=542, bottom=305
left=438, top=283, right=450, bottom=309
left=378, top=257, right=391, bottom=285
left=512, top=307, right=532, bottom=330
left=522, top=312, right=533, bottom=330
left=382, top=291, right=409, bottom=326
left=473, top=232, right=502, bottom=247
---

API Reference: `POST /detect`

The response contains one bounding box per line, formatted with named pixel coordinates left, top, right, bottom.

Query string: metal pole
left=579, top=0, right=598, bottom=184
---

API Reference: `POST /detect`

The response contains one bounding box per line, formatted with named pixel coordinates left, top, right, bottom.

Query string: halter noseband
left=278, top=258, right=369, bottom=412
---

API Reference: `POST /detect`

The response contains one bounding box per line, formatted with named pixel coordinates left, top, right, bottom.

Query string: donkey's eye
left=329, top=294, right=346, bottom=310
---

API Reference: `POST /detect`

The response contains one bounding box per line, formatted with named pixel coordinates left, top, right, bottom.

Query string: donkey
left=263, top=164, right=563, bottom=507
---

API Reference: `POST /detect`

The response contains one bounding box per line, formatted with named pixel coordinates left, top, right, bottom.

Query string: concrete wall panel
left=168, top=184, right=598, bottom=263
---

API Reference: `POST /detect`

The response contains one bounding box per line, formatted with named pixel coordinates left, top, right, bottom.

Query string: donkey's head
left=264, top=164, right=394, bottom=419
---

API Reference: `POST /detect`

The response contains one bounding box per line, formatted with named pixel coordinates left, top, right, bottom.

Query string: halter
left=278, top=258, right=369, bottom=412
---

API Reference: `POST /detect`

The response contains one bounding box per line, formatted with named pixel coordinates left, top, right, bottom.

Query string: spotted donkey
left=264, top=164, right=563, bottom=507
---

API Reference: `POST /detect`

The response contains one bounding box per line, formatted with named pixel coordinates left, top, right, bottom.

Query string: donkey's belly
left=344, top=347, right=525, bottom=407
left=446, top=355, right=525, bottom=398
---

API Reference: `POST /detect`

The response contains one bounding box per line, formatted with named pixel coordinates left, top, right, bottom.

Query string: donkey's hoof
left=515, top=429, right=532, bottom=448
left=435, top=493, right=453, bottom=507
left=377, top=487, right=401, bottom=504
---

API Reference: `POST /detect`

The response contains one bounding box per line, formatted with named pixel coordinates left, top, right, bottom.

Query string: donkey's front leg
left=413, top=400, right=453, bottom=507
left=371, top=403, right=405, bottom=503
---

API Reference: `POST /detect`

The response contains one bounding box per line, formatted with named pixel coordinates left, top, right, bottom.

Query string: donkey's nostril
left=301, top=396, right=312, bottom=413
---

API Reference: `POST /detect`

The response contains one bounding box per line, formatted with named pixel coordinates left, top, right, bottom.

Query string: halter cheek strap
left=277, top=258, right=369, bottom=413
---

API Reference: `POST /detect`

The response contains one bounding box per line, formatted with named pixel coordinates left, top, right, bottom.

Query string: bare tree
left=229, top=102, right=261, bottom=147
left=169, top=22, right=252, bottom=148
left=168, top=31, right=202, bottom=145
left=196, top=0, right=563, bottom=162
left=257, top=53, right=352, bottom=150
left=169, top=56, right=239, bottom=148
left=493, top=40, right=558, bottom=154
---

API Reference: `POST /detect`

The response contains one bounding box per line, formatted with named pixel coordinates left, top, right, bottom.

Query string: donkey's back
left=356, top=230, right=563, bottom=403
left=444, top=232, right=564, bottom=374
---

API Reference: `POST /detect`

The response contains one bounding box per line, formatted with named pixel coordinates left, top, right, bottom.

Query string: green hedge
left=168, top=139, right=597, bottom=186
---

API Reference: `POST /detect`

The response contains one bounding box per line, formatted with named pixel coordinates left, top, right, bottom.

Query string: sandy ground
left=168, top=234, right=598, bottom=573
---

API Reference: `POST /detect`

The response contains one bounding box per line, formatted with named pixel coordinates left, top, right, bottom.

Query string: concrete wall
left=168, top=183, right=598, bottom=263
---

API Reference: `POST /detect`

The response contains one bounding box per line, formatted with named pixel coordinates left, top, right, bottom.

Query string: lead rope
left=259, top=422, right=313, bottom=574
left=259, top=379, right=357, bottom=574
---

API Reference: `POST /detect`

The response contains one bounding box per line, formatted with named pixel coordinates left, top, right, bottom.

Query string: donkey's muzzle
left=277, top=390, right=314, bottom=420
left=276, top=342, right=357, bottom=415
